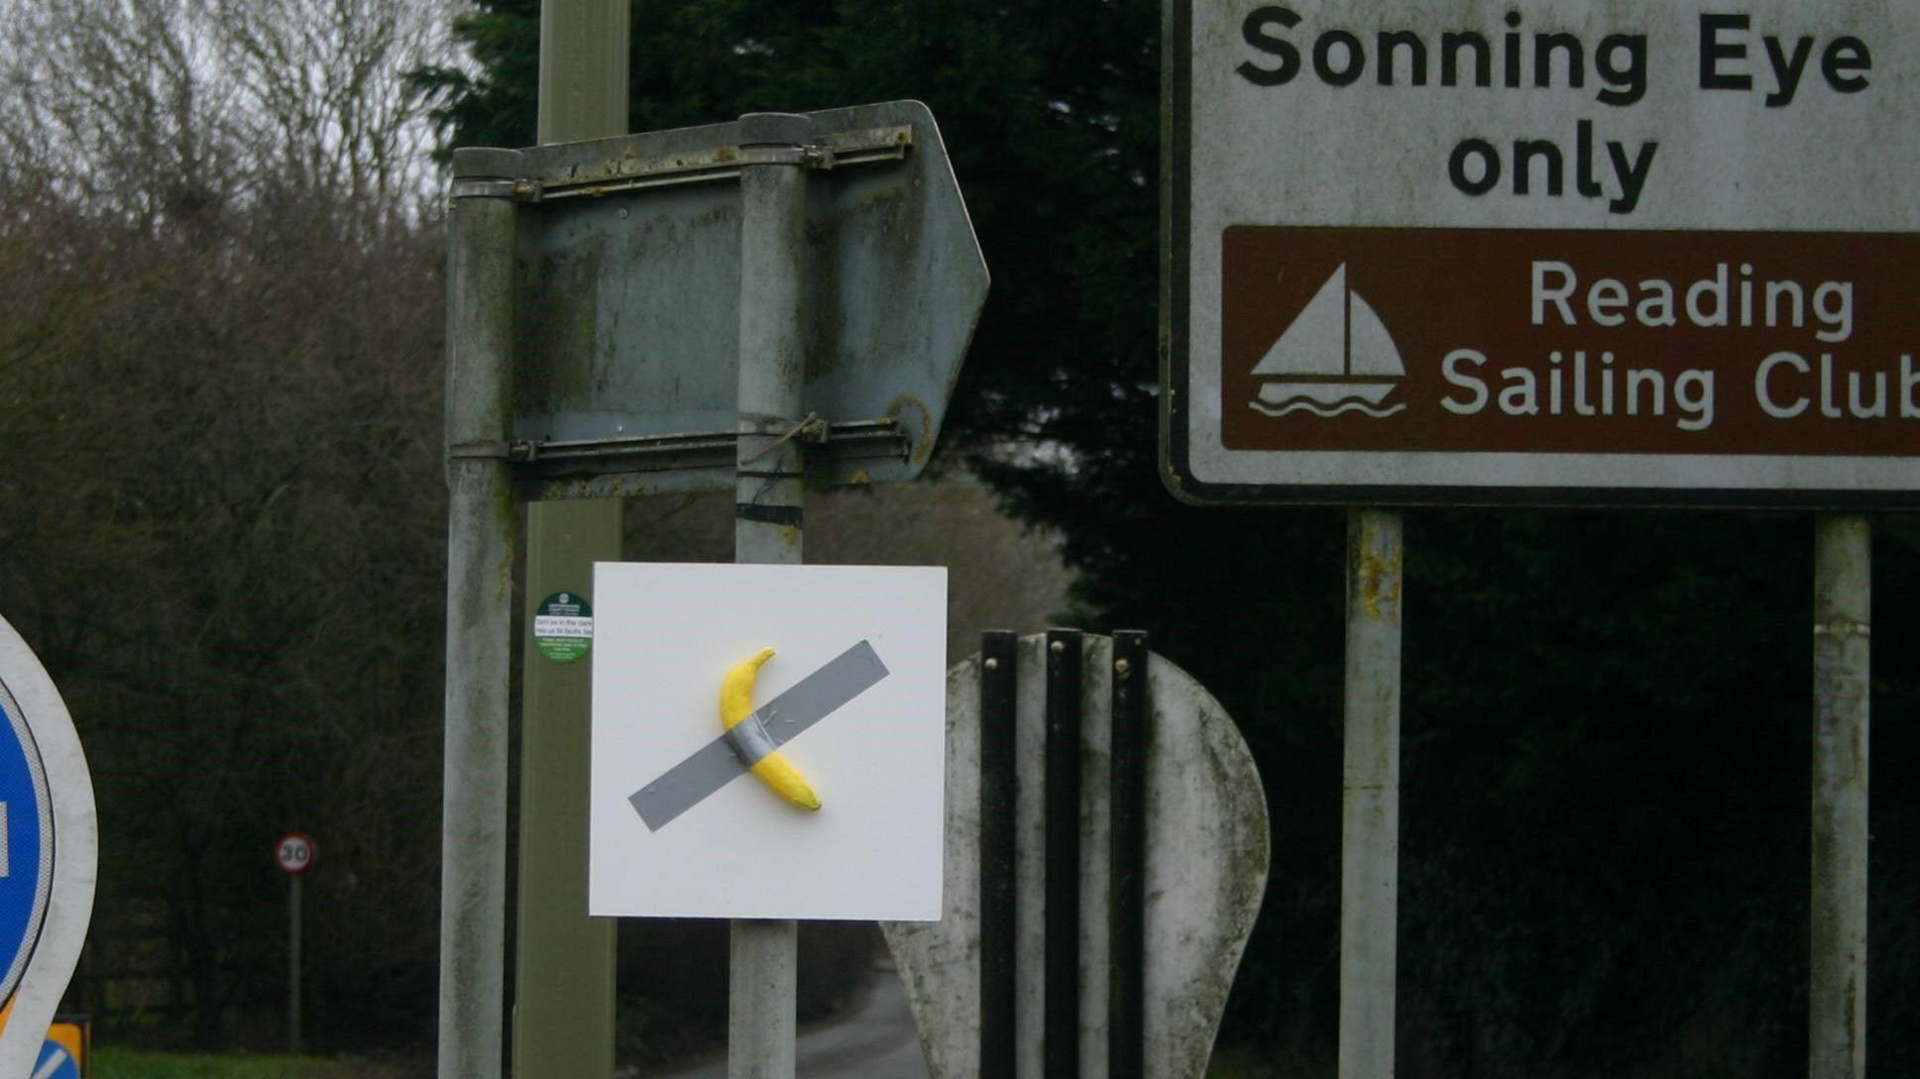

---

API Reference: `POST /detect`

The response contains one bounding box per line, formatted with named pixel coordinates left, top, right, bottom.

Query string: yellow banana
left=720, top=646, right=821, bottom=812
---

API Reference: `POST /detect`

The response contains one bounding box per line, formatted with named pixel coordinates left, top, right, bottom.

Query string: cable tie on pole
left=739, top=412, right=828, bottom=465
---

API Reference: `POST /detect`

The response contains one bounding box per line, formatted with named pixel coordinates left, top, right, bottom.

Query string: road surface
left=646, top=968, right=931, bottom=1079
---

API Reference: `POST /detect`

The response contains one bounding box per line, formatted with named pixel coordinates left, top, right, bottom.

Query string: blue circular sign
left=33, top=1037, right=80, bottom=1079
left=0, top=680, right=53, bottom=1010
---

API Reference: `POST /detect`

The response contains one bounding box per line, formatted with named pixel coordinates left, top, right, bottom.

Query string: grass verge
left=1207, top=1045, right=1329, bottom=1078
left=92, top=1048, right=416, bottom=1079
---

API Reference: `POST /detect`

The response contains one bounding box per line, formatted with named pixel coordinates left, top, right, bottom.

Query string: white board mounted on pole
left=587, top=563, right=948, bottom=922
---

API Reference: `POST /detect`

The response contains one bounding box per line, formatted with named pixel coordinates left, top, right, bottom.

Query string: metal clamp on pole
left=739, top=144, right=809, bottom=168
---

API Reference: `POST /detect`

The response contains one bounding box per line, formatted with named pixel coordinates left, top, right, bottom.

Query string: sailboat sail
left=1251, top=264, right=1346, bottom=378
left=1251, top=262, right=1407, bottom=418
left=1348, top=293, right=1403, bottom=378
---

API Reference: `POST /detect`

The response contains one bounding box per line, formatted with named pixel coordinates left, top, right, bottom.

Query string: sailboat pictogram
left=1250, top=264, right=1407, bottom=418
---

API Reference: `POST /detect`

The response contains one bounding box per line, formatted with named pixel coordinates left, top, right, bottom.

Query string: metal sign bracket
left=502, top=124, right=912, bottom=203
left=447, top=418, right=911, bottom=500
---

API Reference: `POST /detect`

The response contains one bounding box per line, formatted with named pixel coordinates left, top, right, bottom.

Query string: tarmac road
left=646, top=967, right=931, bottom=1079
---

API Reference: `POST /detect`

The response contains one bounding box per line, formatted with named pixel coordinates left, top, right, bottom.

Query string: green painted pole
left=510, top=4, right=628, bottom=1078
left=514, top=505, right=621, bottom=1079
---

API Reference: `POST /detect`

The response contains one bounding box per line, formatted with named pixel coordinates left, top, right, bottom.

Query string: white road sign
left=1164, top=1, right=1920, bottom=506
left=588, top=563, right=947, bottom=921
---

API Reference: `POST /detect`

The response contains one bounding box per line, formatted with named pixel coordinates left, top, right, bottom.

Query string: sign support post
left=1340, top=509, right=1402, bottom=1079
left=289, top=871, right=302, bottom=1055
left=1811, top=515, right=1870, bottom=1079
left=439, top=150, right=521, bottom=1079
left=511, top=6, right=629, bottom=1078
left=275, top=832, right=315, bottom=1055
left=276, top=821, right=316, bottom=1052
left=728, top=111, right=813, bottom=1079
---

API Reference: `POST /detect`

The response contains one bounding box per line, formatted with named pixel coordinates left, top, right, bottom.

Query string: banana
left=720, top=646, right=821, bottom=812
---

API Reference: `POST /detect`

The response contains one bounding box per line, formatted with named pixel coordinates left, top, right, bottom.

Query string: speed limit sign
left=275, top=833, right=315, bottom=875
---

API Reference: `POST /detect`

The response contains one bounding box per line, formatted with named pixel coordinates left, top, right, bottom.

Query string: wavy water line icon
left=1250, top=398, right=1408, bottom=418
left=1250, top=263, right=1407, bottom=418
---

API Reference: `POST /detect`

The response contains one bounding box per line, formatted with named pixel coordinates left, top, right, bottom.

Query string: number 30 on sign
left=276, top=834, right=316, bottom=876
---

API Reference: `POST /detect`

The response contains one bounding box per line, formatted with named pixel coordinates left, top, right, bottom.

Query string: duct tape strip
left=723, top=713, right=780, bottom=767
left=629, top=640, right=889, bottom=832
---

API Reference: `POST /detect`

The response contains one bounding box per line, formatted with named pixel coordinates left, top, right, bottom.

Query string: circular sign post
left=276, top=833, right=316, bottom=875
left=275, top=833, right=315, bottom=1054
left=0, top=614, right=96, bottom=1077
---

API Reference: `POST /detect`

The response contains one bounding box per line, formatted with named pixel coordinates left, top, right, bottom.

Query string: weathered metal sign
left=454, top=100, right=989, bottom=499
left=882, top=633, right=1267, bottom=1079
left=0, top=615, right=95, bottom=1078
left=1164, top=2, right=1920, bottom=506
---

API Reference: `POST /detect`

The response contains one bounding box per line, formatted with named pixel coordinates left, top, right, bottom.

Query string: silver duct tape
left=723, top=713, right=780, bottom=767
left=629, top=640, right=889, bottom=832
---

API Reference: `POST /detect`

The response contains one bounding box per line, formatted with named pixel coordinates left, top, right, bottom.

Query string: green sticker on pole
left=534, top=592, right=593, bottom=664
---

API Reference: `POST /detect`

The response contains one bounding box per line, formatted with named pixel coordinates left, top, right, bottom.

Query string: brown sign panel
left=1222, top=227, right=1920, bottom=460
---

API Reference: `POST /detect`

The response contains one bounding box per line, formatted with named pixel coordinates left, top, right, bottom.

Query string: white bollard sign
left=1164, top=1, right=1920, bottom=507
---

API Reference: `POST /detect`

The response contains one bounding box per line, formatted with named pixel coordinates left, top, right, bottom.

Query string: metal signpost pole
left=439, top=147, right=522, bottom=1079
left=1811, top=515, right=1870, bottom=1079
left=729, top=111, right=812, bottom=1079
left=276, top=833, right=315, bottom=1055
left=289, top=872, right=303, bottom=1055
left=513, top=5, right=628, bottom=1077
left=1340, top=508, right=1402, bottom=1079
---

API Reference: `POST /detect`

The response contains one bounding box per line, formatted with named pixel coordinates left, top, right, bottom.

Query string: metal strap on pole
left=1339, top=508, right=1402, bottom=1079
left=1043, top=629, right=1084, bottom=1078
left=1811, top=514, right=1870, bottom=1079
left=729, top=111, right=812, bottom=1079
left=1108, top=631, right=1150, bottom=1079
left=439, top=147, right=523, bottom=1079
left=978, top=631, right=1019, bottom=1079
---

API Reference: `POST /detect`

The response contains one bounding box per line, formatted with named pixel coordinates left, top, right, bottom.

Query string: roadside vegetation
left=0, top=0, right=1913, bottom=1074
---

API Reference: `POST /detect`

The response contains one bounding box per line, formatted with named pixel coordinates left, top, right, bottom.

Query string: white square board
left=589, top=562, right=947, bottom=920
